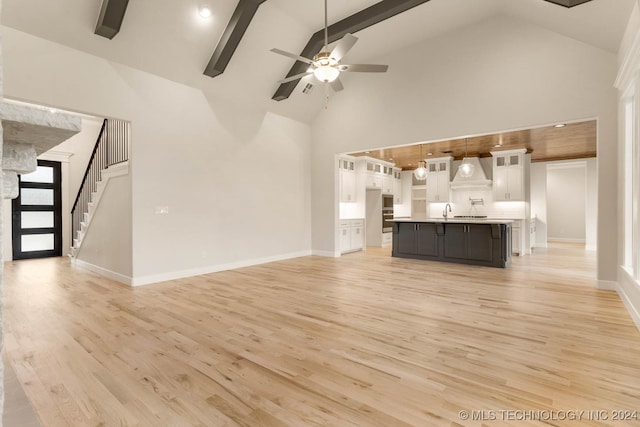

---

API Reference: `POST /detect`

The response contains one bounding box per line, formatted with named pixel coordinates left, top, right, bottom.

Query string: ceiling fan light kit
left=270, top=0, right=388, bottom=93
left=313, top=53, right=340, bottom=82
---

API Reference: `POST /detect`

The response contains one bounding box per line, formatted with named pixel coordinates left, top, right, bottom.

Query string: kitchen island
left=391, top=218, right=512, bottom=268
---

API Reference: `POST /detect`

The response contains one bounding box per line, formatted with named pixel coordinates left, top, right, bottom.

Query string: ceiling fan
left=270, top=0, right=389, bottom=92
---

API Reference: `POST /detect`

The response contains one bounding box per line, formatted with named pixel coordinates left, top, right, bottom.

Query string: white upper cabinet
left=365, top=160, right=383, bottom=189
left=393, top=168, right=402, bottom=204
left=425, top=157, right=452, bottom=202
left=339, top=157, right=357, bottom=203
left=491, top=149, right=526, bottom=201
left=382, top=165, right=394, bottom=195
left=364, top=159, right=396, bottom=195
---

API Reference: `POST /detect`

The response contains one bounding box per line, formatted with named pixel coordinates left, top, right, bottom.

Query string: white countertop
left=391, top=218, right=514, bottom=224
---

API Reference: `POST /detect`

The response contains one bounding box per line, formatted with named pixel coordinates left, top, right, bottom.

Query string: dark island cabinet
left=443, top=223, right=494, bottom=262
left=395, top=222, right=441, bottom=257
left=392, top=221, right=511, bottom=268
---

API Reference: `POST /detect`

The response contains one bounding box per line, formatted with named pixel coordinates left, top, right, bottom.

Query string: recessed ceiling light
left=199, top=5, right=212, bottom=18
left=388, top=158, right=393, bottom=160
left=365, top=151, right=370, bottom=154
left=427, top=152, right=433, bottom=156
left=554, top=124, right=566, bottom=128
left=494, top=144, right=502, bottom=148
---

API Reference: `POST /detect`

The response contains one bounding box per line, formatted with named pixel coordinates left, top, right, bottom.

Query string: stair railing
left=71, top=118, right=129, bottom=250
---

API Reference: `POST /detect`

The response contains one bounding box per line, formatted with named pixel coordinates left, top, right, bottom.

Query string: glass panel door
left=12, top=160, right=62, bottom=260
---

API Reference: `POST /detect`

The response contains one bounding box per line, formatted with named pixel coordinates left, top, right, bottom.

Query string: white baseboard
left=312, top=249, right=340, bottom=257
left=597, top=280, right=618, bottom=291
left=547, top=238, right=586, bottom=243
left=131, top=250, right=312, bottom=287
left=618, top=267, right=640, bottom=331
left=73, top=258, right=133, bottom=285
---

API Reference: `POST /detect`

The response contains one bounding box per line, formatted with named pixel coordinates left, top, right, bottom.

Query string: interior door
left=12, top=160, right=63, bottom=260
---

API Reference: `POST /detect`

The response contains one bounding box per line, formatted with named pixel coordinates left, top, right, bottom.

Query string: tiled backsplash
left=427, top=188, right=526, bottom=219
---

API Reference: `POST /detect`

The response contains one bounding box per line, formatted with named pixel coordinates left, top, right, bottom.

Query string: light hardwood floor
left=3, top=244, right=640, bottom=426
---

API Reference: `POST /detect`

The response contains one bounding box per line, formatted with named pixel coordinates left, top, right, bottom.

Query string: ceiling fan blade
left=330, top=33, right=358, bottom=62
left=270, top=48, right=314, bottom=65
left=339, top=64, right=389, bottom=73
left=278, top=71, right=312, bottom=84
left=330, top=77, right=344, bottom=92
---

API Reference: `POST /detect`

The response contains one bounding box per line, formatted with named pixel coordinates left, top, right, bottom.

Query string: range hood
left=450, top=157, right=492, bottom=189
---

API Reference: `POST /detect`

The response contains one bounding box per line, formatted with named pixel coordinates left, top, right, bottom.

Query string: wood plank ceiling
left=347, top=120, right=597, bottom=170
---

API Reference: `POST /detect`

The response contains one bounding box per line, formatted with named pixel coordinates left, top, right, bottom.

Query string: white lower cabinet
left=512, top=220, right=522, bottom=255
left=382, top=232, right=392, bottom=247
left=340, top=219, right=365, bottom=253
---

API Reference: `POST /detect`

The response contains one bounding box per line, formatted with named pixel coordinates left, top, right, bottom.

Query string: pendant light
left=414, top=144, right=427, bottom=180
left=458, top=138, right=475, bottom=178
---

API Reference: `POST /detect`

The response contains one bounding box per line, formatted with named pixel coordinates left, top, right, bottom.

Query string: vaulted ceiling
left=1, top=0, right=634, bottom=123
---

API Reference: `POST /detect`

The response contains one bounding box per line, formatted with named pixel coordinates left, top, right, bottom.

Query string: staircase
left=70, top=118, right=129, bottom=257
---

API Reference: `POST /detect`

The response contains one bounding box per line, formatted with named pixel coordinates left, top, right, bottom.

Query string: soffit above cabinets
left=348, top=120, right=596, bottom=170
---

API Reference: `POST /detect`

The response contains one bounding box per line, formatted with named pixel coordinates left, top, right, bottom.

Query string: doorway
left=545, top=161, right=590, bottom=245
left=11, top=160, right=63, bottom=260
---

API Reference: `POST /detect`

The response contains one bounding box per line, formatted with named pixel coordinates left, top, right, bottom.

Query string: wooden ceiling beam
left=272, top=0, right=431, bottom=102
left=542, top=0, right=592, bottom=7
left=204, top=0, right=267, bottom=78
left=94, top=0, right=130, bottom=40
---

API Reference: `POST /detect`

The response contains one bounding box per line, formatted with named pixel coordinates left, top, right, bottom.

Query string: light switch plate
left=155, top=206, right=169, bottom=214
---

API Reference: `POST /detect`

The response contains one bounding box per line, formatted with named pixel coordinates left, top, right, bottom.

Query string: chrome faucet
left=443, top=203, right=452, bottom=220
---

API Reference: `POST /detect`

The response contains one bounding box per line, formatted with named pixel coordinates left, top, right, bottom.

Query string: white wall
left=2, top=27, right=312, bottom=284
left=530, top=162, right=548, bottom=247
left=585, top=157, right=598, bottom=250
left=615, top=1, right=640, bottom=329
left=365, top=189, right=382, bottom=246
left=310, top=15, right=618, bottom=281
left=75, top=171, right=132, bottom=281
left=547, top=163, right=587, bottom=242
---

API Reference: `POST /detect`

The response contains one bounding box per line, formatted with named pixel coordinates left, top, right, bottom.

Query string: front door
left=11, top=160, right=63, bottom=260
